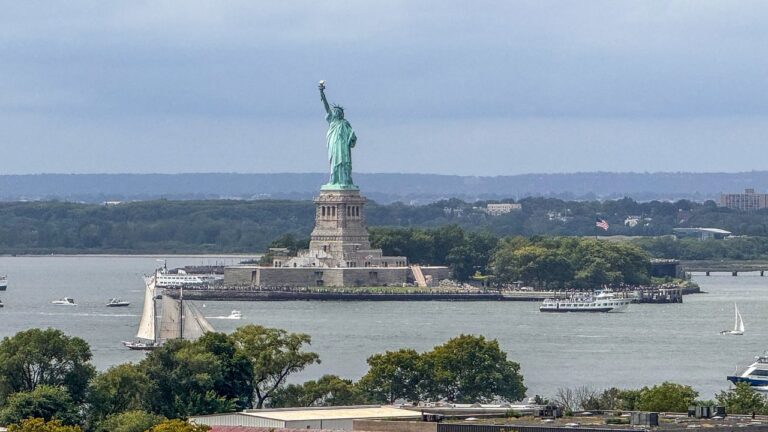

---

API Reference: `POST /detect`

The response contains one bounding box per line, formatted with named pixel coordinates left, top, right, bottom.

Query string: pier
left=164, top=285, right=697, bottom=302
left=680, top=259, right=768, bottom=276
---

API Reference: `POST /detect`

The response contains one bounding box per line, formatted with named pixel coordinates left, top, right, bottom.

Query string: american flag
left=596, top=217, right=609, bottom=231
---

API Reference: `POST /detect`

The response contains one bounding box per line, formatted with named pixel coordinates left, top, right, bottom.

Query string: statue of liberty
left=319, top=81, right=358, bottom=190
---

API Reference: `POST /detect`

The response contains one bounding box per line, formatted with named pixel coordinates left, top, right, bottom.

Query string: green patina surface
left=319, top=82, right=358, bottom=190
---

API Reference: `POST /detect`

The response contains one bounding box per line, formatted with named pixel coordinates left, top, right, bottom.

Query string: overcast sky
left=1, top=1, right=767, bottom=175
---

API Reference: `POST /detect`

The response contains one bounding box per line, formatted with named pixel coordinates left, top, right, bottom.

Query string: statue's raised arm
left=319, top=80, right=330, bottom=115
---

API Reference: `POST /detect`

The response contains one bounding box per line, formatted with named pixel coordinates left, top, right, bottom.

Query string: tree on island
left=232, top=325, right=320, bottom=409
left=0, top=328, right=95, bottom=404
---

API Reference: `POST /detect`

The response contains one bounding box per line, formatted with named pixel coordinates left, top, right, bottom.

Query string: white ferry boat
left=0, top=275, right=7, bottom=291
left=540, top=290, right=631, bottom=313
left=728, top=353, right=768, bottom=391
left=156, top=268, right=218, bottom=288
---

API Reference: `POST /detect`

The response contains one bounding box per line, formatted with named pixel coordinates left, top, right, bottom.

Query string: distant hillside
left=1, top=172, right=767, bottom=204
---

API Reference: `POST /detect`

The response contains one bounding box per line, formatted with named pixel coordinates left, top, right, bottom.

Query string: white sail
left=135, top=276, right=157, bottom=340
left=736, top=304, right=745, bottom=333
left=158, top=295, right=182, bottom=340
left=181, top=302, right=216, bottom=340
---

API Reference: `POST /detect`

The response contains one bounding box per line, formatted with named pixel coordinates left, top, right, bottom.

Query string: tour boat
left=0, top=275, right=7, bottom=291
left=227, top=310, right=242, bottom=319
left=123, top=273, right=215, bottom=350
left=52, top=297, right=77, bottom=306
left=720, top=303, right=745, bottom=335
left=728, top=353, right=768, bottom=391
left=106, top=298, right=131, bottom=307
left=540, top=290, right=631, bottom=313
left=155, top=267, right=218, bottom=288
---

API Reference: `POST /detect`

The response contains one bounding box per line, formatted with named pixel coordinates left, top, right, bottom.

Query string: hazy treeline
left=4, top=197, right=768, bottom=257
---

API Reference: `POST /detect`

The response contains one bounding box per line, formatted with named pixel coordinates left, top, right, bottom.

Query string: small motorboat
left=0, top=299, right=4, bottom=308
left=106, top=298, right=130, bottom=307
left=51, top=297, right=77, bottom=306
left=227, top=310, right=242, bottom=319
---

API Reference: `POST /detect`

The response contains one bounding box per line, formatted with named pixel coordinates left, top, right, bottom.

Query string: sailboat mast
left=179, top=286, right=184, bottom=340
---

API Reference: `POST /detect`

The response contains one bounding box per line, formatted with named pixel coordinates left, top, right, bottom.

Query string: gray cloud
left=1, top=1, right=767, bottom=174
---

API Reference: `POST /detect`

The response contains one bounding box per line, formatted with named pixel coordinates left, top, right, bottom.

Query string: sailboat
left=122, top=272, right=215, bottom=350
left=720, top=303, right=745, bottom=335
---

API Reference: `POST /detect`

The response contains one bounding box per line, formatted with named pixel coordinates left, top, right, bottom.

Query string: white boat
left=106, top=298, right=130, bottom=307
left=0, top=275, right=7, bottom=291
left=721, top=303, right=745, bottom=335
left=156, top=267, right=219, bottom=288
left=540, top=289, right=631, bottom=313
left=123, top=272, right=216, bottom=350
left=52, top=297, right=77, bottom=306
left=227, top=310, right=242, bottom=319
left=728, top=353, right=768, bottom=391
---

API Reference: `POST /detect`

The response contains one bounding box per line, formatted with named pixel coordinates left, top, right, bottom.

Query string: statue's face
left=332, top=107, right=344, bottom=119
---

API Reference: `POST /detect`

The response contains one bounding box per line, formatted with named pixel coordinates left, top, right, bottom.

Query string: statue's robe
left=325, top=111, right=357, bottom=186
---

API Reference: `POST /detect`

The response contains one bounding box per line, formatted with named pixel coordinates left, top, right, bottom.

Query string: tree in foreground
left=356, top=335, right=525, bottom=404
left=232, top=325, right=320, bottom=408
left=0, top=385, right=80, bottom=426
left=87, top=363, right=152, bottom=424
left=94, top=410, right=165, bottom=432
left=7, top=418, right=81, bottom=432
left=358, top=349, right=426, bottom=404
left=637, top=382, right=698, bottom=412
left=270, top=374, right=365, bottom=407
left=147, top=419, right=210, bottom=432
left=715, top=382, right=768, bottom=415
left=0, top=328, right=95, bottom=404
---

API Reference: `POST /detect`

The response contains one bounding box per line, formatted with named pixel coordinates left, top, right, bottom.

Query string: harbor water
left=0, top=255, right=764, bottom=399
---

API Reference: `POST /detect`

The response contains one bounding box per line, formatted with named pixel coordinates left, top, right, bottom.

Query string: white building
left=485, top=203, right=522, bottom=216
left=189, top=406, right=422, bottom=430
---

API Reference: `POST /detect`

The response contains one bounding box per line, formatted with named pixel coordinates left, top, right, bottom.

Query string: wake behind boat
left=721, top=303, right=745, bottom=335
left=540, top=289, right=631, bottom=313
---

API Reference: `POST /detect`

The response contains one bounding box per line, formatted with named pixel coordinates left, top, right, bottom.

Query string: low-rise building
left=189, top=406, right=422, bottom=431
left=673, top=227, right=732, bottom=241
left=485, top=203, right=522, bottom=216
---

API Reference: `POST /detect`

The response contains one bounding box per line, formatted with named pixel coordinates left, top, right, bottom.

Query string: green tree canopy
left=139, top=335, right=251, bottom=419
left=231, top=325, right=320, bottom=408
left=358, top=349, right=426, bottom=404
left=270, top=375, right=364, bottom=408
left=7, top=418, right=82, bottom=432
left=0, top=328, right=95, bottom=404
left=147, top=419, right=210, bottom=432
left=94, top=410, right=165, bottom=432
left=0, top=385, right=80, bottom=427
left=637, top=382, right=698, bottom=412
left=87, top=364, right=152, bottom=424
left=424, top=335, right=526, bottom=403
left=715, top=382, right=768, bottom=415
